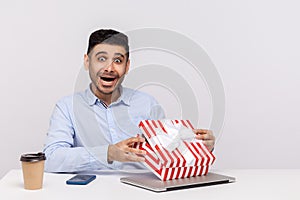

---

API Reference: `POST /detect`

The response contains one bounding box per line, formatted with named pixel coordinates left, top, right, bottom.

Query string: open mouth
left=99, top=76, right=118, bottom=87
left=101, top=77, right=116, bottom=82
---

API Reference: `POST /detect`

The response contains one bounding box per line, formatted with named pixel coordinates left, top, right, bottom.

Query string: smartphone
left=66, top=174, right=96, bottom=185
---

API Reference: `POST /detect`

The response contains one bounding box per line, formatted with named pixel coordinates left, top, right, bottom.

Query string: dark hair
left=87, top=29, right=129, bottom=58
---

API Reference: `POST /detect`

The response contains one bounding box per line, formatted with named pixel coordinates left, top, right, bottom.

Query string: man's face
left=84, top=43, right=130, bottom=97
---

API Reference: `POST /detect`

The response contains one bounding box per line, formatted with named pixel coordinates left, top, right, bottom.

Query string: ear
left=84, top=54, right=89, bottom=71
left=125, top=59, right=130, bottom=74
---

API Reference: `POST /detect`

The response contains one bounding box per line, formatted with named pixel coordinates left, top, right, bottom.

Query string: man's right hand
left=107, top=137, right=146, bottom=163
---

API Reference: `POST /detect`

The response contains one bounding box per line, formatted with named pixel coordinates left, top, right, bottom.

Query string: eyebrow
left=114, top=53, right=125, bottom=58
left=95, top=51, right=108, bottom=57
left=94, top=51, right=125, bottom=58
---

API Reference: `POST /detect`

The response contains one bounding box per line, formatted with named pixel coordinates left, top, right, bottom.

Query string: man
left=43, top=29, right=215, bottom=172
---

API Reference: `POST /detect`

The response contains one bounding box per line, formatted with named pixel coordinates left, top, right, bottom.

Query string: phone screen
left=66, top=174, right=96, bottom=185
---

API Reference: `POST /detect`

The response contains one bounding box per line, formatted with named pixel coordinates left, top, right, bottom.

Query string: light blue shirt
left=43, top=86, right=165, bottom=172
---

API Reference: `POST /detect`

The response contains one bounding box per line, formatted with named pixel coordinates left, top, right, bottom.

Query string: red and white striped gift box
left=135, top=119, right=215, bottom=181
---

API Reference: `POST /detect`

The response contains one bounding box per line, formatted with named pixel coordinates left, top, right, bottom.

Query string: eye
left=98, top=57, right=106, bottom=62
left=114, top=58, right=122, bottom=63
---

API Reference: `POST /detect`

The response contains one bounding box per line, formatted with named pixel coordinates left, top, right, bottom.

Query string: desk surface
left=0, top=169, right=299, bottom=200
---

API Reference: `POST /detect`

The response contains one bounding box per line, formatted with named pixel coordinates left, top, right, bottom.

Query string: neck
left=90, top=84, right=121, bottom=106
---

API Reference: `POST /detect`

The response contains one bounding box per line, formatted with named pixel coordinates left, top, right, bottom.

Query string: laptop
left=120, top=172, right=236, bottom=192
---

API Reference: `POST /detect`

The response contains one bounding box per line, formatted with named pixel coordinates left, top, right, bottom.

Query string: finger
left=125, top=153, right=145, bottom=162
left=202, top=139, right=214, bottom=145
left=126, top=137, right=145, bottom=145
left=193, top=129, right=211, bottom=135
left=195, top=133, right=215, bottom=140
left=125, top=146, right=147, bottom=155
left=202, top=140, right=214, bottom=151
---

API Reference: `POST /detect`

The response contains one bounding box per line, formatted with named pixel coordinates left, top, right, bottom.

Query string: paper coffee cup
left=20, top=152, right=46, bottom=190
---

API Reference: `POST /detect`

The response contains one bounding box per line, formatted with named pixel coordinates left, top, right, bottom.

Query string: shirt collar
left=85, top=84, right=130, bottom=107
left=116, top=86, right=130, bottom=106
left=86, top=85, right=98, bottom=106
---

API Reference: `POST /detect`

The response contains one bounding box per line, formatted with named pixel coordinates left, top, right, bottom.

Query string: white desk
left=0, top=169, right=299, bottom=200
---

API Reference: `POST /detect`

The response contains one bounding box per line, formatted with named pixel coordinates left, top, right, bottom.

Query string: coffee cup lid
left=20, top=152, right=46, bottom=162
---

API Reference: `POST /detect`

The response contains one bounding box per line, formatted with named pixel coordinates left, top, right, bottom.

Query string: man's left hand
left=193, top=129, right=215, bottom=151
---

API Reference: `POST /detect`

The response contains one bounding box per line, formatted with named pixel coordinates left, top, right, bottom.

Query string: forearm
left=43, top=144, right=111, bottom=172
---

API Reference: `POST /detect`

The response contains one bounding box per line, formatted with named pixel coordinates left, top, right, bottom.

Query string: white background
left=0, top=0, right=299, bottom=178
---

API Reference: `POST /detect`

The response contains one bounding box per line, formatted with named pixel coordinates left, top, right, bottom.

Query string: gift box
left=134, top=119, right=215, bottom=181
